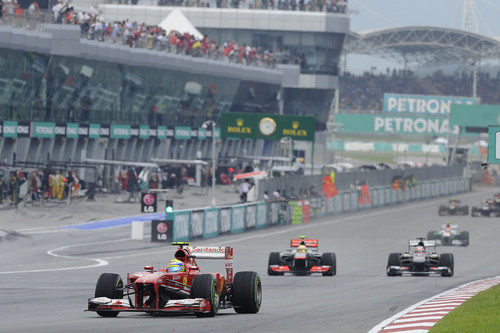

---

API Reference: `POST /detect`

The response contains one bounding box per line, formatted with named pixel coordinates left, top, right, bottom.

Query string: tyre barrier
left=171, top=177, right=470, bottom=242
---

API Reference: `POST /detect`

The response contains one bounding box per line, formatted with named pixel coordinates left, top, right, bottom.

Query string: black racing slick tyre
left=387, top=253, right=402, bottom=276
left=191, top=274, right=219, bottom=317
left=95, top=273, right=124, bottom=317
left=427, top=231, right=437, bottom=240
left=439, top=253, right=454, bottom=277
left=321, top=252, right=336, bottom=276
left=267, top=252, right=284, bottom=276
left=438, top=206, right=447, bottom=216
left=460, top=231, right=470, bottom=247
left=232, top=271, right=262, bottom=314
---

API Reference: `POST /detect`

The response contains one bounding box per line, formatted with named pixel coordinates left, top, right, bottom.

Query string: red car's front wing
left=87, top=297, right=211, bottom=314
left=268, top=265, right=332, bottom=274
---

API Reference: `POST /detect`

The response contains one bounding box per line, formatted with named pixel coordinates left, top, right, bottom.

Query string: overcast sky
left=345, top=0, right=500, bottom=73
left=349, top=0, right=500, bottom=37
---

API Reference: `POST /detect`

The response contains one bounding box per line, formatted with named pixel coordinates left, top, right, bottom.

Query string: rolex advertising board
left=220, top=113, right=315, bottom=141
left=384, top=93, right=479, bottom=114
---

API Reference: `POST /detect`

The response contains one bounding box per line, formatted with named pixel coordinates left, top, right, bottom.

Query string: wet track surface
left=1, top=187, right=499, bottom=333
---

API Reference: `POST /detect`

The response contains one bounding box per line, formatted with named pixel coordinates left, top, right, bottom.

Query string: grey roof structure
left=344, top=26, right=500, bottom=65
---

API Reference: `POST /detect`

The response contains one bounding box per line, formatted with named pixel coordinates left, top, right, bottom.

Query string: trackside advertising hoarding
left=336, top=113, right=458, bottom=136
left=220, top=112, right=315, bottom=141
left=384, top=93, right=479, bottom=115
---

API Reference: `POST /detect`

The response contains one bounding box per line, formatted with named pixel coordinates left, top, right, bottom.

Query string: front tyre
left=232, top=271, right=262, bottom=314
left=267, top=252, right=284, bottom=276
left=191, top=274, right=219, bottom=317
left=387, top=253, right=402, bottom=276
left=321, top=252, right=336, bottom=276
left=439, top=253, right=454, bottom=277
left=95, top=273, right=123, bottom=317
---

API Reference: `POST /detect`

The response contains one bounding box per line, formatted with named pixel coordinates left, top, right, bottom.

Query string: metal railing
left=106, top=0, right=349, bottom=13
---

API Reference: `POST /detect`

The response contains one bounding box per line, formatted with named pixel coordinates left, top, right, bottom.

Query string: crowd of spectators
left=80, top=18, right=298, bottom=67
left=340, top=69, right=500, bottom=112
left=46, top=2, right=299, bottom=68
left=1, top=2, right=301, bottom=68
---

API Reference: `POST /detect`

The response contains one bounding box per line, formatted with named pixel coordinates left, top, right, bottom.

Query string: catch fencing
left=257, top=165, right=464, bottom=198
left=171, top=177, right=469, bottom=241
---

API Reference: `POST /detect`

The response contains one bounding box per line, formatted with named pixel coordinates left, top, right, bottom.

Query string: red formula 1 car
left=87, top=242, right=262, bottom=317
left=267, top=236, right=336, bottom=276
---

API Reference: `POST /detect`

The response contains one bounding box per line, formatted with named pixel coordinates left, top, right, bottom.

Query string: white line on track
left=0, top=238, right=130, bottom=275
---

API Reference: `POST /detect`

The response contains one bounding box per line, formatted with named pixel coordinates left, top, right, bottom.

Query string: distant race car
left=87, top=242, right=262, bottom=317
left=471, top=199, right=500, bottom=217
left=427, top=223, right=469, bottom=246
left=438, top=199, right=469, bottom=216
left=386, top=238, right=454, bottom=277
left=267, top=236, right=336, bottom=276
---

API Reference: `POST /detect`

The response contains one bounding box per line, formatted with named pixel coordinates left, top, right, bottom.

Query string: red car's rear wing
left=184, top=246, right=234, bottom=283
left=290, top=239, right=318, bottom=248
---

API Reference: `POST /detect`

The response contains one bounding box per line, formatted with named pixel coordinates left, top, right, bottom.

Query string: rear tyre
left=191, top=274, right=219, bottom=317
left=438, top=206, right=447, bottom=216
left=95, top=273, right=123, bottom=317
left=321, top=252, right=336, bottom=276
left=461, top=206, right=469, bottom=215
left=232, top=271, right=262, bottom=314
left=267, top=252, right=284, bottom=276
left=439, top=253, right=454, bottom=277
left=387, top=253, right=402, bottom=276
left=460, top=231, right=470, bottom=246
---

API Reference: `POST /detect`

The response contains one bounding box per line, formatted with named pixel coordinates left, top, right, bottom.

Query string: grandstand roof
left=344, top=26, right=500, bottom=65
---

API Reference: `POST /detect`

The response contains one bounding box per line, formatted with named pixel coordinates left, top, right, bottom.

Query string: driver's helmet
left=415, top=245, right=425, bottom=255
left=297, top=245, right=307, bottom=253
left=445, top=223, right=451, bottom=231
left=167, top=259, right=185, bottom=273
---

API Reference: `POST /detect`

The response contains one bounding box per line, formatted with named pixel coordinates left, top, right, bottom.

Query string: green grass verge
left=429, top=283, right=500, bottom=333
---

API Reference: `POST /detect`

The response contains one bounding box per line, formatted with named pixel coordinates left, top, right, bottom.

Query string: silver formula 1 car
left=387, top=238, right=454, bottom=277
left=427, top=223, right=469, bottom=246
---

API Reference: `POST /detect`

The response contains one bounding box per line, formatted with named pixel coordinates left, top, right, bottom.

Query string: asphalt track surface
left=1, top=187, right=499, bottom=333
